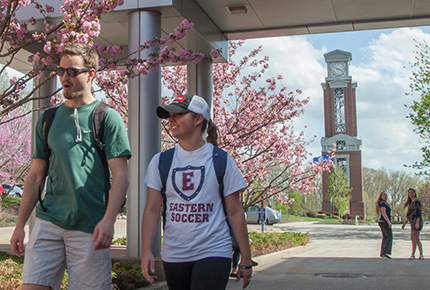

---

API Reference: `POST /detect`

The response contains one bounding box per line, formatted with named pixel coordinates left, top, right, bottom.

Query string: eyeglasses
left=56, top=67, right=91, bottom=77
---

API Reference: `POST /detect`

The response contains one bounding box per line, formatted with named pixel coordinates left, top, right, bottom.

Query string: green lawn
left=282, top=214, right=374, bottom=224
left=283, top=214, right=343, bottom=223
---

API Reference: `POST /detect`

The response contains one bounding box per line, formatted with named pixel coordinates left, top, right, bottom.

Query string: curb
left=252, top=242, right=313, bottom=269
left=134, top=243, right=313, bottom=290
left=134, top=281, right=168, bottom=290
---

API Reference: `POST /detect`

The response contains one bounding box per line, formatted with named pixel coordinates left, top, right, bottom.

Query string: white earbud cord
left=74, top=108, right=82, bottom=143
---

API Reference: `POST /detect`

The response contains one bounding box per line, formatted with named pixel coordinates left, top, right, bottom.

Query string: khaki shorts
left=22, top=218, right=112, bottom=290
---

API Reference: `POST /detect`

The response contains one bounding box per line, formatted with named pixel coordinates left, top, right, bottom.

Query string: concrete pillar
left=187, top=58, right=213, bottom=109
left=127, top=10, right=162, bottom=257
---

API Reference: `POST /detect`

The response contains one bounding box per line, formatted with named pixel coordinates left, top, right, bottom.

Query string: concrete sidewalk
left=2, top=221, right=429, bottom=290
left=226, top=222, right=430, bottom=290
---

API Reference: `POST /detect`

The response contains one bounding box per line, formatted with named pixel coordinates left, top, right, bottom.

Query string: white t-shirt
left=145, top=142, right=247, bottom=263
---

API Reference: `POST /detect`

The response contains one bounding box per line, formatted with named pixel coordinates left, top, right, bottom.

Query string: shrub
left=112, top=260, right=150, bottom=290
left=315, top=213, right=326, bottom=219
left=112, top=236, right=127, bottom=245
left=248, top=232, right=310, bottom=257
left=342, top=213, right=354, bottom=220
left=0, top=202, right=20, bottom=227
left=306, top=211, right=316, bottom=218
left=1, top=196, right=21, bottom=207
left=0, top=251, right=149, bottom=290
left=119, top=204, right=127, bottom=215
left=0, top=251, right=69, bottom=289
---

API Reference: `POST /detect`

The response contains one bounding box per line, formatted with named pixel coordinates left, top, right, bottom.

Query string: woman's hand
left=401, top=223, right=406, bottom=230
left=236, top=266, right=252, bottom=289
left=141, top=250, right=156, bottom=284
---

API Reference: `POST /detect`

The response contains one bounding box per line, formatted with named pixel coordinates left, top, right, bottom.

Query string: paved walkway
left=1, top=220, right=429, bottom=290
left=226, top=222, right=430, bottom=290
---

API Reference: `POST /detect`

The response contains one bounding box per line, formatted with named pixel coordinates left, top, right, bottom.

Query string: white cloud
left=235, top=27, right=430, bottom=173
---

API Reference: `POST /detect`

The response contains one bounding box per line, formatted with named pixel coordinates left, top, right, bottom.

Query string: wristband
left=238, top=265, right=253, bottom=270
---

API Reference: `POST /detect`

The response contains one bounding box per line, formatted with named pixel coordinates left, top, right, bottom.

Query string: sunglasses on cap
left=56, top=66, right=91, bottom=77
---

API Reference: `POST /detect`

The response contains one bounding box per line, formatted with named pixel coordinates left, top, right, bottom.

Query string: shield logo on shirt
left=172, top=166, right=205, bottom=201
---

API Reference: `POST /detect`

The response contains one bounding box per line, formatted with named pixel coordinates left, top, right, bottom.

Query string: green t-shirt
left=33, top=100, right=131, bottom=233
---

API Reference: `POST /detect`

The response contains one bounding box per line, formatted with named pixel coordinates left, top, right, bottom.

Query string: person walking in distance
left=141, top=95, right=253, bottom=290
left=402, top=188, right=424, bottom=260
left=376, top=191, right=393, bottom=259
left=10, top=43, right=131, bottom=289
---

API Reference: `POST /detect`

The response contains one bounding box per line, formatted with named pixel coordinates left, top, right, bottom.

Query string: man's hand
left=10, top=227, right=25, bottom=258
left=92, top=219, right=114, bottom=250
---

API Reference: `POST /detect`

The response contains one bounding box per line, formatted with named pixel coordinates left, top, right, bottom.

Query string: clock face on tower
left=329, top=62, right=347, bottom=77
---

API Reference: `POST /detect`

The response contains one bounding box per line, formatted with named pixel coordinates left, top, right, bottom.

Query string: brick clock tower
left=321, top=49, right=365, bottom=218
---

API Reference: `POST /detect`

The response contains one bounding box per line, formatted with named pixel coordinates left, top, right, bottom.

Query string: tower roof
left=324, top=50, right=352, bottom=63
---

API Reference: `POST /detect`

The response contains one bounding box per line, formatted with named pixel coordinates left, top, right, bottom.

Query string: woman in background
left=375, top=191, right=392, bottom=259
left=402, top=188, right=424, bottom=260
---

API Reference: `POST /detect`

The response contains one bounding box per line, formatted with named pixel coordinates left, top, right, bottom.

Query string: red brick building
left=321, top=50, right=365, bottom=218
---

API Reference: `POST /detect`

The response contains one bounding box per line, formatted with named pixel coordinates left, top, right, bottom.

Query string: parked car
left=2, top=184, right=23, bottom=197
left=246, top=205, right=281, bottom=225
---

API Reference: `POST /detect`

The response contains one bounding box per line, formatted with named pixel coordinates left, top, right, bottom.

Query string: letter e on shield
left=172, top=166, right=205, bottom=201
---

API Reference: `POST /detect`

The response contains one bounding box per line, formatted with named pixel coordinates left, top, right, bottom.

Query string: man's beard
left=63, top=90, right=81, bottom=100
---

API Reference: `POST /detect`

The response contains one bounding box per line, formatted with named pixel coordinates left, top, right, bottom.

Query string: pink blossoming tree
left=1, top=0, right=210, bottom=182
left=0, top=106, right=32, bottom=186
left=0, top=0, right=205, bottom=121
left=162, top=41, right=335, bottom=210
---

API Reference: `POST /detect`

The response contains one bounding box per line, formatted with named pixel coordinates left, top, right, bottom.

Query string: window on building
left=334, top=88, right=345, bottom=132
left=336, top=140, right=346, bottom=150
left=336, top=157, right=348, bottom=179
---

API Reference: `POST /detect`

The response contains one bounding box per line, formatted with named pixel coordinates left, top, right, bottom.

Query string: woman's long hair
left=202, top=118, right=219, bottom=146
left=375, top=191, right=386, bottom=216
left=191, top=112, right=219, bottom=146
left=403, top=188, right=417, bottom=209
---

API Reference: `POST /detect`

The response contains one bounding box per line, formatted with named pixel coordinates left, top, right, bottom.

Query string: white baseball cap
left=156, top=94, right=210, bottom=121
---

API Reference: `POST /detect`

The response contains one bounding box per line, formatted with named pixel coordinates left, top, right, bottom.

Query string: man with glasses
left=10, top=43, right=131, bottom=290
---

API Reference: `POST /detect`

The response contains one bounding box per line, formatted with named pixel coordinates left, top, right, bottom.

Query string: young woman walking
left=140, top=95, right=253, bottom=290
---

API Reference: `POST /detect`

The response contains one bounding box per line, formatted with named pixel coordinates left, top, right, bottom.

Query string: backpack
left=158, top=146, right=227, bottom=228
left=40, top=101, right=111, bottom=211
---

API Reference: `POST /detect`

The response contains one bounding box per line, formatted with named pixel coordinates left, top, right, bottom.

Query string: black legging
left=163, top=257, right=231, bottom=290
left=379, top=221, right=393, bottom=256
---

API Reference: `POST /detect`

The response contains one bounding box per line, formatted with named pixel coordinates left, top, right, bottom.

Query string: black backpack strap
left=42, top=106, right=59, bottom=162
left=39, top=106, right=59, bottom=211
left=92, top=102, right=111, bottom=208
left=212, top=146, right=228, bottom=215
left=158, top=148, right=175, bottom=229
left=93, top=102, right=110, bottom=154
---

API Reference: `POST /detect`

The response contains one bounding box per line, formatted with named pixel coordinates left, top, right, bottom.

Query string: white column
left=127, top=10, right=162, bottom=257
left=187, top=58, right=213, bottom=108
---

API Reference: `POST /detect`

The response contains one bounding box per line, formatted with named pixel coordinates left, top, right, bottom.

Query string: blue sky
left=235, top=26, right=430, bottom=174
